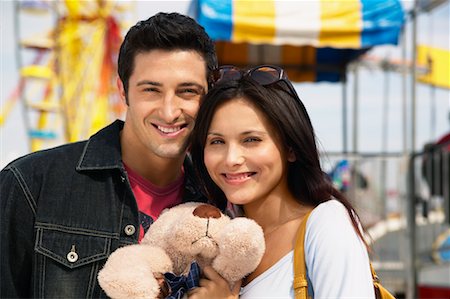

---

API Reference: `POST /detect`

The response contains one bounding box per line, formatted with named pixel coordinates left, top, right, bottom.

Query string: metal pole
left=430, top=86, right=436, bottom=139
left=428, top=12, right=436, bottom=140
left=381, top=63, right=390, bottom=218
left=411, top=1, right=418, bottom=152
left=342, top=70, right=348, bottom=155
left=406, top=153, right=417, bottom=299
left=352, top=64, right=359, bottom=156
left=443, top=151, right=450, bottom=225
left=406, top=1, right=419, bottom=297
left=401, top=26, right=408, bottom=154
left=351, top=63, right=359, bottom=203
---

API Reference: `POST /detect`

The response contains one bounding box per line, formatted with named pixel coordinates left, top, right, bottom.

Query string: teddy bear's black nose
left=193, top=204, right=221, bottom=219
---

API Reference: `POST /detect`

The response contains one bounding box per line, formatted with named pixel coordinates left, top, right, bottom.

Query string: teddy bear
left=98, top=202, right=265, bottom=299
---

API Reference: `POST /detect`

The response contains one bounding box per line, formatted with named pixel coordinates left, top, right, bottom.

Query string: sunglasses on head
left=212, top=65, right=299, bottom=99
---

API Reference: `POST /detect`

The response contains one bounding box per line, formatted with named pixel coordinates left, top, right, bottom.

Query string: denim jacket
left=0, top=120, right=208, bottom=298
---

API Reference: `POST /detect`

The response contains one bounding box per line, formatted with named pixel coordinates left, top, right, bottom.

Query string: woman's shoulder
left=303, top=201, right=374, bottom=298
left=306, top=199, right=355, bottom=240
left=309, top=199, right=348, bottom=222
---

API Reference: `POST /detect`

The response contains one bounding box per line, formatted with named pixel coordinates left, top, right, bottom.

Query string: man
left=0, top=12, right=217, bottom=298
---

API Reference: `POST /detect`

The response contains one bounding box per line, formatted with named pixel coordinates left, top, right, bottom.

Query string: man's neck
left=123, top=153, right=185, bottom=187
left=120, top=135, right=185, bottom=187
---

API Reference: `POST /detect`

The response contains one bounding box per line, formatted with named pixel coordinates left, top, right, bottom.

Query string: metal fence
left=320, top=140, right=449, bottom=298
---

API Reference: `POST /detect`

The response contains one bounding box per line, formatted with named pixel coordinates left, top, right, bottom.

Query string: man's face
left=119, top=49, right=208, bottom=159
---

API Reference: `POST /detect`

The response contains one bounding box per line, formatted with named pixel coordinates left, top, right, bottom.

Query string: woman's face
left=203, top=97, right=292, bottom=206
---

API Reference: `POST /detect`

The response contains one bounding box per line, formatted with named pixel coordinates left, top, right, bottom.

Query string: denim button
left=67, top=245, right=78, bottom=263
left=124, top=224, right=136, bottom=236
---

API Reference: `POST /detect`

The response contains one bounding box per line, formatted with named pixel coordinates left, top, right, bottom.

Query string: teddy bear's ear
left=212, top=218, right=265, bottom=282
left=141, top=202, right=205, bottom=245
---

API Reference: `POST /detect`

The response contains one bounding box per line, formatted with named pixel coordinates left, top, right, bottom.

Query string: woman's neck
left=243, top=192, right=305, bottom=234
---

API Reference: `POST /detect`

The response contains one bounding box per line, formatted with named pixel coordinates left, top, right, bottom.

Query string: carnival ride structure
left=0, top=0, right=130, bottom=152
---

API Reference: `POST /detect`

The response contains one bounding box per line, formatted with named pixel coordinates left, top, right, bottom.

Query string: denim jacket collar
left=75, top=119, right=206, bottom=203
left=76, top=120, right=124, bottom=171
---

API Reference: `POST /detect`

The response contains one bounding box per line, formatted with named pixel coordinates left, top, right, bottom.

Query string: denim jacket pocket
left=35, top=225, right=112, bottom=268
left=34, top=224, right=114, bottom=298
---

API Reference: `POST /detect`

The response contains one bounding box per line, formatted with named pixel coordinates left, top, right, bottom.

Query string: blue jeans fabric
left=0, top=120, right=208, bottom=298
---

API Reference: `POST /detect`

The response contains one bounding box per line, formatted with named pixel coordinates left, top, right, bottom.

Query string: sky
left=1, top=0, right=449, bottom=169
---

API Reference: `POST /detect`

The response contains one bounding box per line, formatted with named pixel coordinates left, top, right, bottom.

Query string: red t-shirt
left=124, top=164, right=184, bottom=242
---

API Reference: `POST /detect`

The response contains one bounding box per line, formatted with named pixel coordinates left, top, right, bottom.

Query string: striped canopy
left=194, top=0, right=405, bottom=82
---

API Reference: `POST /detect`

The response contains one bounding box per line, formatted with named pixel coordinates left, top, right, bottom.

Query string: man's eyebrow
left=179, top=82, right=206, bottom=94
left=136, top=80, right=161, bottom=86
left=135, top=81, right=205, bottom=90
left=179, top=82, right=206, bottom=89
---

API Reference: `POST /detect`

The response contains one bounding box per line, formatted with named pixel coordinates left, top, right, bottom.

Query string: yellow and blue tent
left=194, top=0, right=405, bottom=82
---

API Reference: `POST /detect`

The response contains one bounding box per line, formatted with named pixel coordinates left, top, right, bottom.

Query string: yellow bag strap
left=370, top=263, right=379, bottom=282
left=293, top=211, right=313, bottom=299
left=293, top=210, right=395, bottom=299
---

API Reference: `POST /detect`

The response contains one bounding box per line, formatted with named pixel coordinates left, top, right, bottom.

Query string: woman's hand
left=188, top=266, right=242, bottom=299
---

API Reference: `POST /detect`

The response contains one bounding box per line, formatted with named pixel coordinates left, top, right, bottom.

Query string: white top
left=240, top=251, right=295, bottom=298
left=240, top=200, right=375, bottom=299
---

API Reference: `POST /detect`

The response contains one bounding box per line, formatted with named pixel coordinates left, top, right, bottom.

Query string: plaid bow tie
left=164, top=261, right=201, bottom=299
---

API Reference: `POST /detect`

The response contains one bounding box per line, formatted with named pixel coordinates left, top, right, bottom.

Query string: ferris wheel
left=1, top=0, right=133, bottom=152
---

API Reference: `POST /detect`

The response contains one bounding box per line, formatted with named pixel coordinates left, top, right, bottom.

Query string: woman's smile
left=222, top=172, right=257, bottom=185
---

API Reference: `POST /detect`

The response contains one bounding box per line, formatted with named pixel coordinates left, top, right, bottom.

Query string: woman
left=188, top=65, right=375, bottom=298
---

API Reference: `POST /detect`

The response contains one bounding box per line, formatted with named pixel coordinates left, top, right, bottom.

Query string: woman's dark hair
left=190, top=76, right=369, bottom=247
left=118, top=12, right=217, bottom=97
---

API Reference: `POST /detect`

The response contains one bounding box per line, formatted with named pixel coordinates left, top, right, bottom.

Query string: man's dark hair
left=118, top=12, right=217, bottom=95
